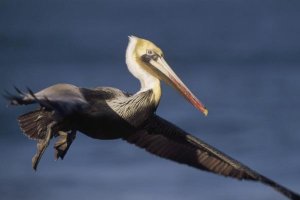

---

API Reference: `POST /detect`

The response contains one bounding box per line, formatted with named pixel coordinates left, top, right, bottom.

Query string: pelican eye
left=146, top=50, right=154, bottom=55
left=142, top=50, right=159, bottom=62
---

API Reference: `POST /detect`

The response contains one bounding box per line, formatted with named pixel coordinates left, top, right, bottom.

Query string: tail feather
left=18, top=109, right=54, bottom=140
left=4, top=87, right=35, bottom=105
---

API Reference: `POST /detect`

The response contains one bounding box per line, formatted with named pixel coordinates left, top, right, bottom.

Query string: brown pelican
left=5, top=36, right=300, bottom=200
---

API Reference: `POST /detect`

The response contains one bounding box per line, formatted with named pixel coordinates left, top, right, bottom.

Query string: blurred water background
left=1, top=0, right=300, bottom=200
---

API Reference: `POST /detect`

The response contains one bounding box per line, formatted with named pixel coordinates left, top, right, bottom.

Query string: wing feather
left=125, top=115, right=254, bottom=179
left=124, top=115, right=300, bottom=200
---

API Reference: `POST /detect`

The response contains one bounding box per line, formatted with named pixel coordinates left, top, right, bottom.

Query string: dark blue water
left=1, top=1, right=300, bottom=200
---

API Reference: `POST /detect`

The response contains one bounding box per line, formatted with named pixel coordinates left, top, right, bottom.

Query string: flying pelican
left=5, top=36, right=300, bottom=200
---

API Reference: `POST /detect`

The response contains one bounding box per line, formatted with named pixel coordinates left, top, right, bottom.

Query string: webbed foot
left=54, top=130, right=76, bottom=160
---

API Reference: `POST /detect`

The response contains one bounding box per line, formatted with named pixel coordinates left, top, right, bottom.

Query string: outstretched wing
left=6, top=84, right=124, bottom=115
left=124, top=115, right=300, bottom=200
left=6, top=84, right=88, bottom=115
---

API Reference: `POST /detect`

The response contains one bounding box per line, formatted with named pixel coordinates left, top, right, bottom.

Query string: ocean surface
left=0, top=1, right=300, bottom=200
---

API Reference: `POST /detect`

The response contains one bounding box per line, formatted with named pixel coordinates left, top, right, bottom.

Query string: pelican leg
left=32, top=121, right=56, bottom=171
left=54, top=130, right=76, bottom=160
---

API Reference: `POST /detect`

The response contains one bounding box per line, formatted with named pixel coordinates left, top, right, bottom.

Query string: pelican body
left=6, top=36, right=300, bottom=200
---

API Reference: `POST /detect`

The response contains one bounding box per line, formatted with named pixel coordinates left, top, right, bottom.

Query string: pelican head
left=126, top=36, right=208, bottom=116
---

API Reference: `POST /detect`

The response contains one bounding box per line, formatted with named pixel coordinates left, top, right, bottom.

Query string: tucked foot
left=54, top=130, right=76, bottom=160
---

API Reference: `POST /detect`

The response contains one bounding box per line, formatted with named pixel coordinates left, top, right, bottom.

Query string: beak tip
left=203, top=108, right=208, bottom=116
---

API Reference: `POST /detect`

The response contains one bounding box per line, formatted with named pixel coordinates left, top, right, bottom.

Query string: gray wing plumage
left=6, top=84, right=127, bottom=114
left=7, top=84, right=88, bottom=115
left=124, top=115, right=300, bottom=200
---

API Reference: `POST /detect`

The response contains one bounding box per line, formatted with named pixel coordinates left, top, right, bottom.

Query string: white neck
left=125, top=36, right=160, bottom=92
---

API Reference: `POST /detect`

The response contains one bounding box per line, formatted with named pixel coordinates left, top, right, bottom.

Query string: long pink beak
left=149, top=57, right=208, bottom=116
